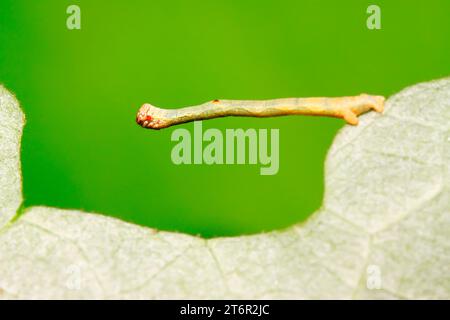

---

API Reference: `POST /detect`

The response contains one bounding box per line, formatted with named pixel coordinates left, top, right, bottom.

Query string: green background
left=1, top=0, right=449, bottom=237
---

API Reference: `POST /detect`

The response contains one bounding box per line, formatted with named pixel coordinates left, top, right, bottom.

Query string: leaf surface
left=0, top=78, right=448, bottom=299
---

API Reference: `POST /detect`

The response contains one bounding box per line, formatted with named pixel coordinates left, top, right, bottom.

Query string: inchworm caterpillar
left=136, top=94, right=385, bottom=129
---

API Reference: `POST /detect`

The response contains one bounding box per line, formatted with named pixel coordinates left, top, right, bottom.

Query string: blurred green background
left=1, top=0, right=449, bottom=237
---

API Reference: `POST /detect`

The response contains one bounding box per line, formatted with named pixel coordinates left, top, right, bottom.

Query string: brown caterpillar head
left=136, top=104, right=169, bottom=129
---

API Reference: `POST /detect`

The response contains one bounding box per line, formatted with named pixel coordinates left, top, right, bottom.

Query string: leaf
left=0, top=78, right=449, bottom=299
left=0, top=86, right=24, bottom=228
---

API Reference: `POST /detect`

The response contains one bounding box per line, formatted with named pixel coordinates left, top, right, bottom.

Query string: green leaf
left=0, top=78, right=448, bottom=299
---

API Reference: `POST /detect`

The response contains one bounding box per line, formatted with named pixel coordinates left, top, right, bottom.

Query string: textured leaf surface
left=0, top=79, right=449, bottom=299
left=0, top=86, right=23, bottom=228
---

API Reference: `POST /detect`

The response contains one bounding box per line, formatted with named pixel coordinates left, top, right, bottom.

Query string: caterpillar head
left=136, top=104, right=169, bottom=129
